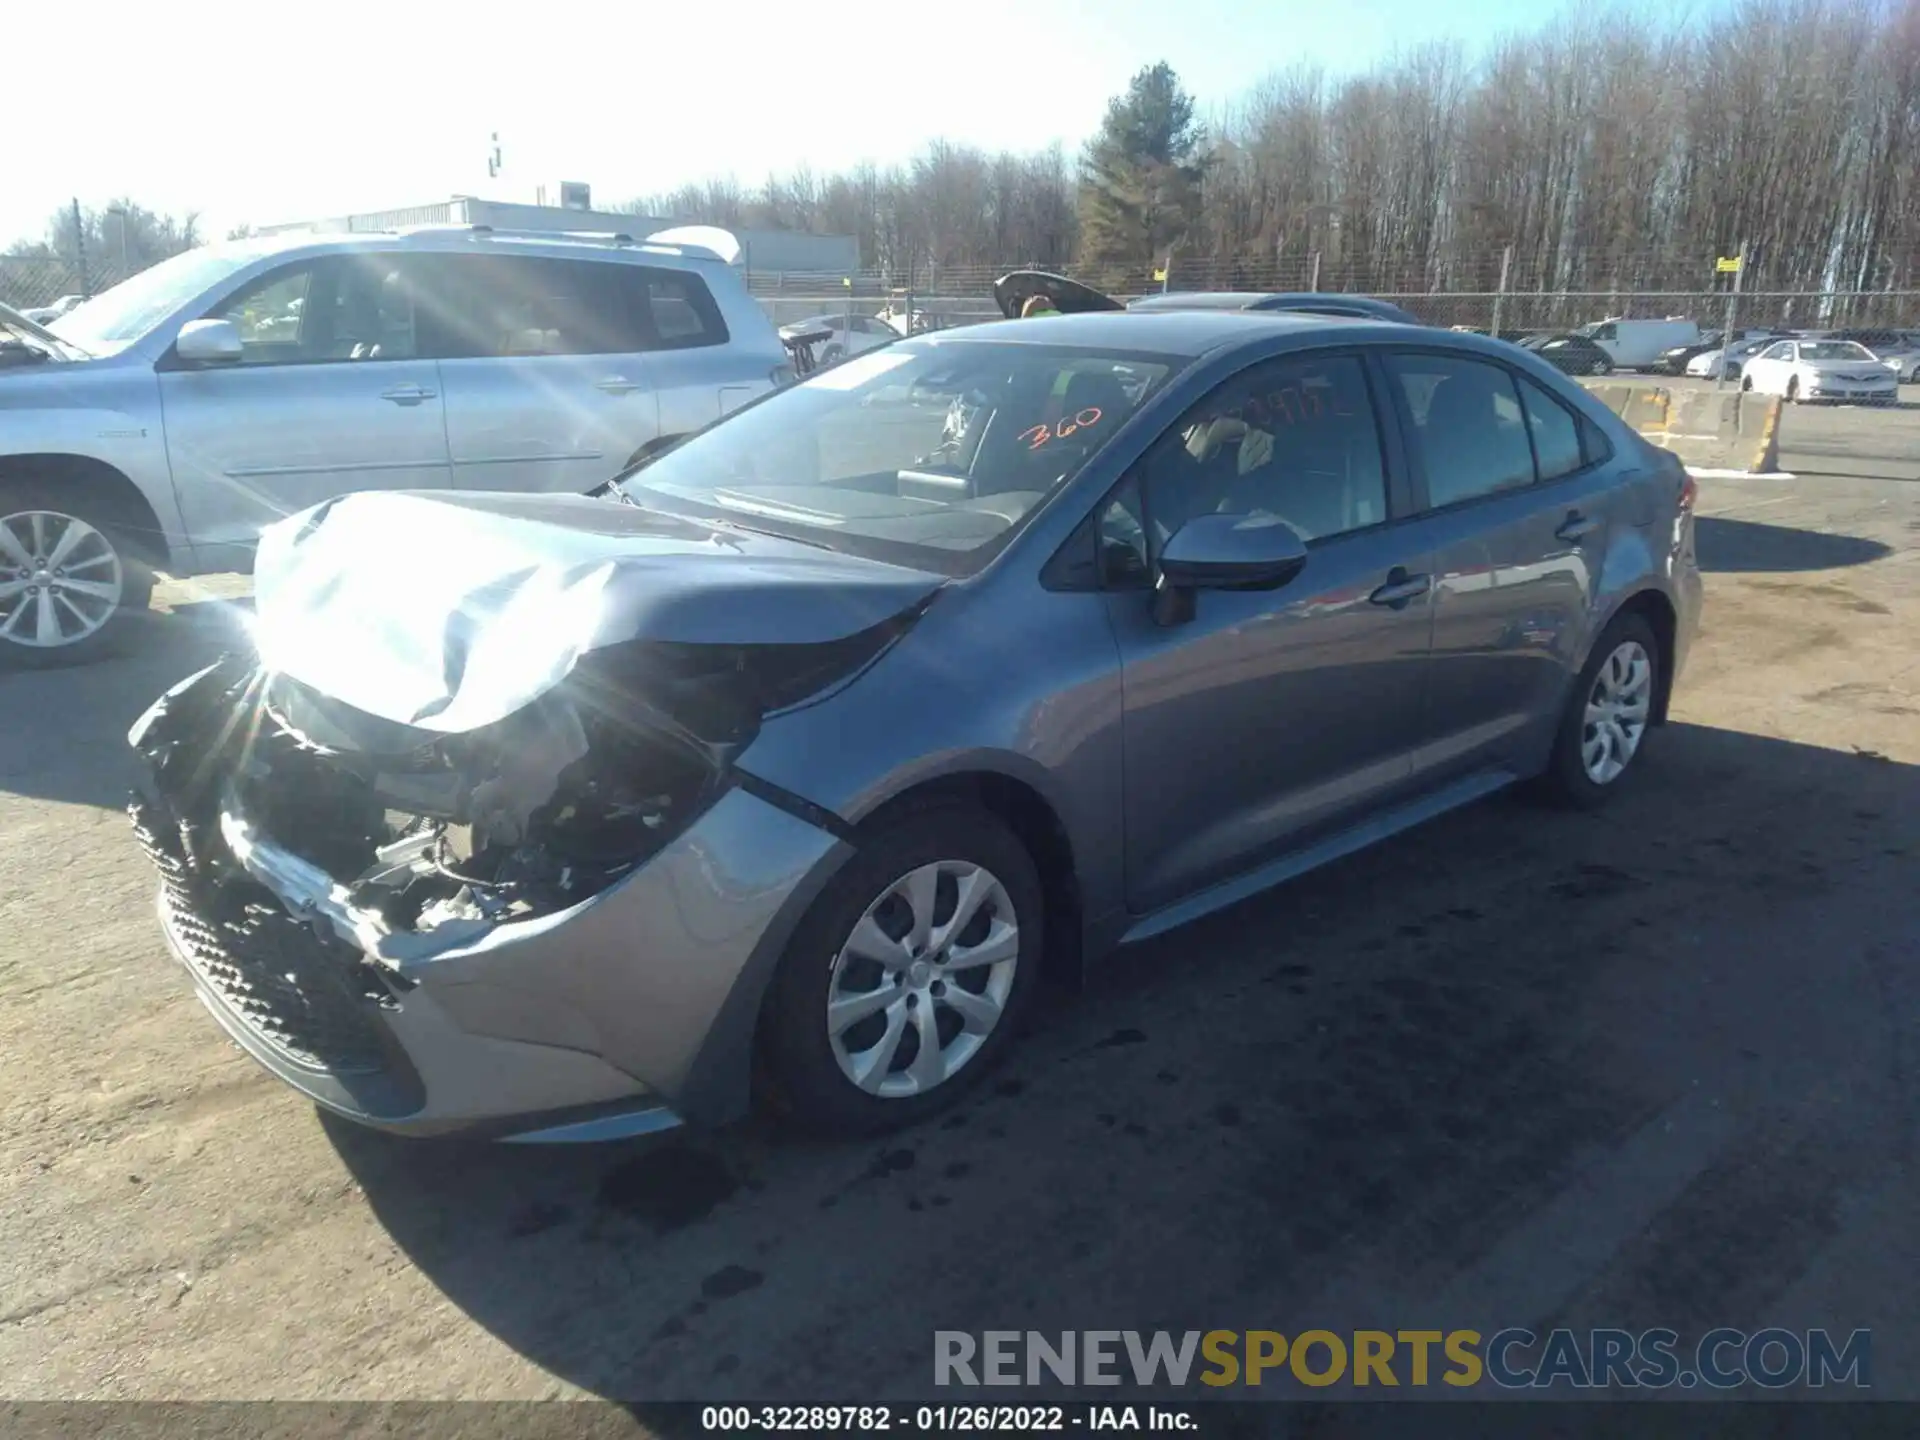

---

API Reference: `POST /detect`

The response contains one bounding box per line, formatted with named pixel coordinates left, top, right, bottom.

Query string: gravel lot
left=1, top=403, right=1915, bottom=1403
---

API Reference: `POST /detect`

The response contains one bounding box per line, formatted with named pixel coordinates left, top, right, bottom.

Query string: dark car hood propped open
left=992, top=270, right=1126, bottom=319
left=249, top=490, right=945, bottom=734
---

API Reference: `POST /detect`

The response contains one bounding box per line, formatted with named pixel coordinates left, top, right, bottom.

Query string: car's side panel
left=736, top=578, right=1134, bottom=947
left=1406, top=468, right=1620, bottom=780
left=1105, top=524, right=1437, bottom=912
left=0, top=361, right=189, bottom=570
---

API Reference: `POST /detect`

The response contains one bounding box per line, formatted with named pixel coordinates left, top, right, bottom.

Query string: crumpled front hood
left=250, top=490, right=944, bottom=734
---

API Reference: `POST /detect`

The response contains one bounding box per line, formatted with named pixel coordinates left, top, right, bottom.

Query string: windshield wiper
left=703, top=514, right=840, bottom=552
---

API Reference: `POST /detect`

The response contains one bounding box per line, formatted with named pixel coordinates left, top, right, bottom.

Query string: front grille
left=130, top=796, right=390, bottom=1077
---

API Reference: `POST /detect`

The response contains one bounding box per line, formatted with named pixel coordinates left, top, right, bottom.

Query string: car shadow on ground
left=1693, top=516, right=1891, bottom=573
left=0, top=598, right=249, bottom=810
left=326, top=723, right=1919, bottom=1404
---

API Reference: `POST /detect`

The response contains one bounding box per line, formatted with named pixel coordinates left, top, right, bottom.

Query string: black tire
left=1535, top=612, right=1662, bottom=810
left=1741, top=375, right=1754, bottom=392
left=0, top=479, right=154, bottom=669
left=758, top=801, right=1045, bottom=1137
left=1588, top=357, right=1612, bottom=376
left=1786, top=376, right=1801, bottom=403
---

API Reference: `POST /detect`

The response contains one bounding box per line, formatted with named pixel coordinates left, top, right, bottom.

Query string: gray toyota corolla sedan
left=128, top=311, right=1702, bottom=1141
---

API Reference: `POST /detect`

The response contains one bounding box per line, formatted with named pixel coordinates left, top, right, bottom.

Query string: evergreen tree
left=1078, top=63, right=1209, bottom=267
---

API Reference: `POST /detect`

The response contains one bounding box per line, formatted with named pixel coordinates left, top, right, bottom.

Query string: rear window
left=408, top=255, right=730, bottom=356
left=633, top=267, right=729, bottom=350
left=412, top=254, right=645, bottom=357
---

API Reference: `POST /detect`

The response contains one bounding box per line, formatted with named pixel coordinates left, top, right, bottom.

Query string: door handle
left=595, top=376, right=641, bottom=395
left=1368, top=569, right=1431, bottom=608
left=380, top=384, right=436, bottom=406
left=1556, top=511, right=1600, bottom=543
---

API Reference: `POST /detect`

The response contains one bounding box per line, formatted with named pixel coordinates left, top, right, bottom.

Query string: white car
left=1829, top=328, right=1920, bottom=383
left=1739, top=338, right=1899, bottom=405
left=1685, top=335, right=1774, bottom=379
left=20, top=294, right=85, bottom=325
left=779, top=312, right=900, bottom=362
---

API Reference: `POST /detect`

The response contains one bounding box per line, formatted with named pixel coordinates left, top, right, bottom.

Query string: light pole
left=106, top=205, right=129, bottom=272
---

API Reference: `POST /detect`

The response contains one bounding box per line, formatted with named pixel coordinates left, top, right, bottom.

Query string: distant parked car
left=1523, top=333, right=1614, bottom=376
left=1684, top=334, right=1776, bottom=380
left=1, top=226, right=792, bottom=663
left=1739, top=338, right=1898, bottom=405
left=1823, top=327, right=1920, bottom=383
left=1572, top=317, right=1700, bottom=371
left=1654, top=329, right=1780, bottom=375
left=20, top=294, right=85, bottom=325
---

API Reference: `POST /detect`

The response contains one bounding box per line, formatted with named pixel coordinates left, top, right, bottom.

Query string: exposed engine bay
left=131, top=624, right=902, bottom=965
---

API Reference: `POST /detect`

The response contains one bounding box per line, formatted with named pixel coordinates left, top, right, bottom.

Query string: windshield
left=1798, top=341, right=1874, bottom=362
left=51, top=245, right=261, bottom=354
left=615, top=339, right=1180, bottom=574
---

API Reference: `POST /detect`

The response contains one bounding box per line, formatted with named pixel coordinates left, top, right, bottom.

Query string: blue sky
left=9, top=0, right=1655, bottom=247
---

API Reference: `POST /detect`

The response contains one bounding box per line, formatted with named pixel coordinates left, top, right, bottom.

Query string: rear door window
left=413, top=254, right=646, bottom=358
left=1386, top=353, right=1536, bottom=508
left=1514, top=373, right=1585, bottom=481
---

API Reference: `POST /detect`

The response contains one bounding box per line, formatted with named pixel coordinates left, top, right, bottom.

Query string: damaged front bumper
left=127, top=659, right=849, bottom=1140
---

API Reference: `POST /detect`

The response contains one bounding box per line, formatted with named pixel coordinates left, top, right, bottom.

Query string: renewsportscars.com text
left=934, top=1328, right=1871, bottom=1390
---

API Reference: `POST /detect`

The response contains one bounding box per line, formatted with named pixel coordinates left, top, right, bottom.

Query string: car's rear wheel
left=758, top=801, right=1043, bottom=1136
left=1786, top=376, right=1801, bottom=403
left=1537, top=612, right=1661, bottom=809
left=0, top=482, right=153, bottom=668
left=1587, top=356, right=1611, bottom=376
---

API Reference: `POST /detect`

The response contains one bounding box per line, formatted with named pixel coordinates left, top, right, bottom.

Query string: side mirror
left=174, top=319, right=243, bottom=365
left=1154, top=513, right=1308, bottom=625
left=1159, top=512, right=1309, bottom=590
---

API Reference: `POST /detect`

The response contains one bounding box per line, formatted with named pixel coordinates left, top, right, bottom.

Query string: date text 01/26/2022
left=700, top=1405, right=1197, bottom=1432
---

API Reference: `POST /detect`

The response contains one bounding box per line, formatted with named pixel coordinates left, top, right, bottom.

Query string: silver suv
left=0, top=227, right=792, bottom=663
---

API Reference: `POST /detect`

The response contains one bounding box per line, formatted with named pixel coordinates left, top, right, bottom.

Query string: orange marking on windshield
left=1019, top=407, right=1104, bottom=451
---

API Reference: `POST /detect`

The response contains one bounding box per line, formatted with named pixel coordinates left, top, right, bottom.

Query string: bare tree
left=613, top=0, right=1920, bottom=303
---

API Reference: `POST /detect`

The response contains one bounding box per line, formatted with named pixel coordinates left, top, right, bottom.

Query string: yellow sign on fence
left=1716, top=256, right=1743, bottom=273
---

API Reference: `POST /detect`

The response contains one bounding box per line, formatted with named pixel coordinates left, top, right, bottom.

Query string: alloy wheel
left=1582, top=640, right=1653, bottom=785
left=826, top=859, right=1020, bottom=1098
left=0, top=509, right=125, bottom=649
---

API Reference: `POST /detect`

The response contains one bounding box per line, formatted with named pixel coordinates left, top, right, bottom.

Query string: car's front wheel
left=0, top=481, right=153, bottom=668
left=759, top=801, right=1044, bottom=1136
left=1538, top=612, right=1661, bottom=809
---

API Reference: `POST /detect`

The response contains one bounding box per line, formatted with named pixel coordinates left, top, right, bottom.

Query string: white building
left=259, top=195, right=859, bottom=278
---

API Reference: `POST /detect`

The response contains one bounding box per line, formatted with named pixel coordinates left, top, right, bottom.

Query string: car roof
left=918, top=309, right=1450, bottom=359
left=195, top=226, right=733, bottom=271
left=1126, top=290, right=1417, bottom=323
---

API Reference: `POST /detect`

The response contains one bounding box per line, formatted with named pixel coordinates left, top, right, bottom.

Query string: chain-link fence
left=0, top=256, right=144, bottom=312
left=751, top=267, right=1920, bottom=339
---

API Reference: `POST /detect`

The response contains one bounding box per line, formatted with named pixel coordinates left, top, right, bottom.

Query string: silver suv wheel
left=826, top=859, right=1020, bottom=1098
left=0, top=508, right=126, bottom=649
left=1582, top=639, right=1653, bottom=784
